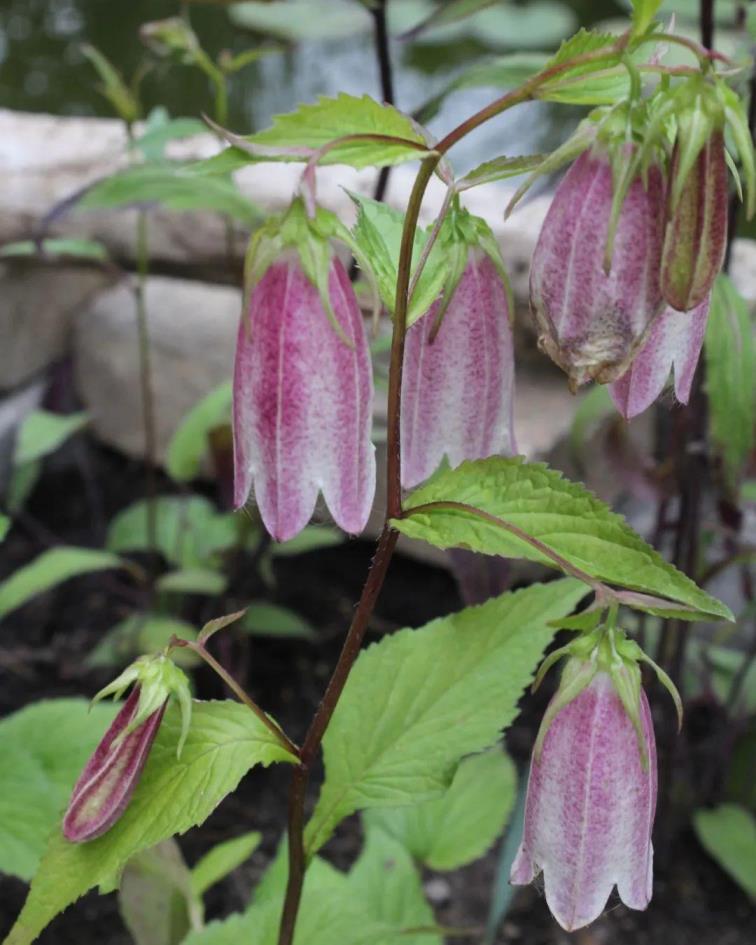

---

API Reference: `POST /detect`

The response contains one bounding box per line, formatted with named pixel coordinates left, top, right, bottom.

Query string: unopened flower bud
left=530, top=147, right=666, bottom=389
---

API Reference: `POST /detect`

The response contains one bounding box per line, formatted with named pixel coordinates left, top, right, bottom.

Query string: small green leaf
left=568, top=385, right=614, bottom=469
left=456, top=154, right=545, bottom=192
left=270, top=525, right=344, bottom=557
left=6, top=460, right=42, bottom=513
left=81, top=166, right=260, bottom=226
left=229, top=1, right=371, bottom=42
left=131, top=118, right=208, bottom=162
left=236, top=93, right=434, bottom=169
left=107, top=497, right=238, bottom=569
left=4, top=701, right=297, bottom=945
left=156, top=569, right=228, bottom=596
left=305, top=579, right=586, bottom=854
left=395, top=457, right=732, bottom=622
left=365, top=748, right=516, bottom=871
left=0, top=238, right=109, bottom=262
left=693, top=804, right=756, bottom=899
left=166, top=383, right=232, bottom=484
left=0, top=699, right=118, bottom=881
left=706, top=276, right=755, bottom=489
left=631, top=0, right=663, bottom=36
left=0, top=548, right=126, bottom=622
left=191, top=831, right=261, bottom=897
left=349, top=193, right=446, bottom=326
left=13, top=410, right=89, bottom=466
left=0, top=514, right=9, bottom=542
left=87, top=615, right=201, bottom=669
left=241, top=603, right=315, bottom=639
left=80, top=43, right=139, bottom=124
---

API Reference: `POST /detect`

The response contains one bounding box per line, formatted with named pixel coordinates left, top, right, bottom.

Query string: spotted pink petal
left=610, top=295, right=710, bottom=420
left=63, top=688, right=166, bottom=843
left=511, top=672, right=657, bottom=931
left=401, top=251, right=516, bottom=489
left=530, top=148, right=665, bottom=388
left=233, top=256, right=375, bottom=541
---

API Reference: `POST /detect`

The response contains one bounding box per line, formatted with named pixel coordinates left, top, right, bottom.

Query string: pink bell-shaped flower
left=530, top=147, right=666, bottom=389
left=610, top=294, right=710, bottom=420
left=511, top=657, right=658, bottom=931
left=233, top=205, right=375, bottom=541
left=401, top=220, right=516, bottom=489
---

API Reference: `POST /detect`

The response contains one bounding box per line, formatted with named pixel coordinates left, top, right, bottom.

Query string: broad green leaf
left=0, top=699, right=118, bottom=881
left=631, top=0, right=663, bottom=35
left=119, top=840, right=200, bottom=945
left=237, top=93, right=433, bottom=169
left=693, top=804, right=756, bottom=899
left=166, top=382, right=232, bottom=483
left=156, top=569, right=228, bottom=596
left=191, top=831, right=261, bottom=897
left=107, top=496, right=238, bottom=569
left=364, top=748, right=516, bottom=871
left=13, top=410, right=89, bottom=466
left=4, top=700, right=297, bottom=945
left=241, top=603, right=315, bottom=639
left=230, top=1, right=370, bottom=41
left=80, top=166, right=260, bottom=226
left=705, top=276, right=755, bottom=489
left=456, top=154, right=545, bottom=192
left=349, top=828, right=440, bottom=945
left=183, top=148, right=252, bottom=178
left=270, top=525, right=344, bottom=556
left=0, top=547, right=126, bottom=622
left=394, top=457, right=732, bottom=622
left=87, top=615, right=201, bottom=670
left=0, top=238, right=109, bottom=262
left=305, top=579, right=586, bottom=854
left=349, top=193, right=446, bottom=326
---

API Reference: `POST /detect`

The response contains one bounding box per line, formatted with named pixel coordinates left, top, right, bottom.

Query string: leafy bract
left=0, top=700, right=118, bottom=881
left=80, top=166, right=260, bottom=226
left=4, top=701, right=297, bottom=945
left=0, top=547, right=127, bottom=622
left=235, top=93, right=434, bottom=169
left=364, top=748, right=516, bottom=871
left=705, top=276, right=755, bottom=490
left=394, top=457, right=732, bottom=621
left=693, top=804, right=756, bottom=899
left=166, top=382, right=232, bottom=483
left=305, top=579, right=586, bottom=854
left=349, top=193, right=446, bottom=326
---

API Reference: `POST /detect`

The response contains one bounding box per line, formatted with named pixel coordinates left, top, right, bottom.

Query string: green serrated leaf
left=0, top=238, right=109, bottom=262
left=0, top=548, right=126, bottom=622
left=13, top=410, right=89, bottom=467
left=107, top=497, right=238, bottom=569
left=456, top=154, right=545, bottom=191
left=80, top=166, right=260, bottom=226
left=238, top=93, right=433, bottom=169
left=4, top=701, right=297, bottom=945
left=191, top=831, right=261, bottom=897
left=365, top=748, right=516, bottom=871
left=305, top=579, right=586, bottom=854
left=693, top=804, right=756, bottom=899
left=706, top=276, right=755, bottom=490
left=166, top=382, right=232, bottom=483
left=395, top=457, right=732, bottom=622
left=241, top=603, right=315, bottom=639
left=0, top=700, right=118, bottom=882
left=349, top=193, right=446, bottom=325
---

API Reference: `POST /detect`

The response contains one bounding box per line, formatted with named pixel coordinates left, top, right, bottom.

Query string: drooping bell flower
left=511, top=625, right=680, bottom=931
left=530, top=146, right=666, bottom=389
left=610, top=294, right=710, bottom=420
left=661, top=119, right=728, bottom=312
left=401, top=211, right=516, bottom=489
left=63, top=655, right=192, bottom=843
left=233, top=200, right=375, bottom=541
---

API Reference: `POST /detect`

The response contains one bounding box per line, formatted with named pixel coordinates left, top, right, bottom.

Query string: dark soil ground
left=1, top=439, right=754, bottom=945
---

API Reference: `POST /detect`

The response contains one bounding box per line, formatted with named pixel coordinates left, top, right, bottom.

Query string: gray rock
left=73, top=275, right=241, bottom=463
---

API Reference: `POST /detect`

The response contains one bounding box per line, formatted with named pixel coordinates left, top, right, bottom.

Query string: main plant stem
left=276, top=40, right=629, bottom=945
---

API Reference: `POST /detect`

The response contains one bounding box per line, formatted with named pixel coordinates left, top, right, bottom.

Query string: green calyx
left=92, top=653, right=193, bottom=759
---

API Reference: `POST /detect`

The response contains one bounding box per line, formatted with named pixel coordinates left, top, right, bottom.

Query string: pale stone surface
left=73, top=275, right=241, bottom=463
left=0, top=261, right=116, bottom=390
